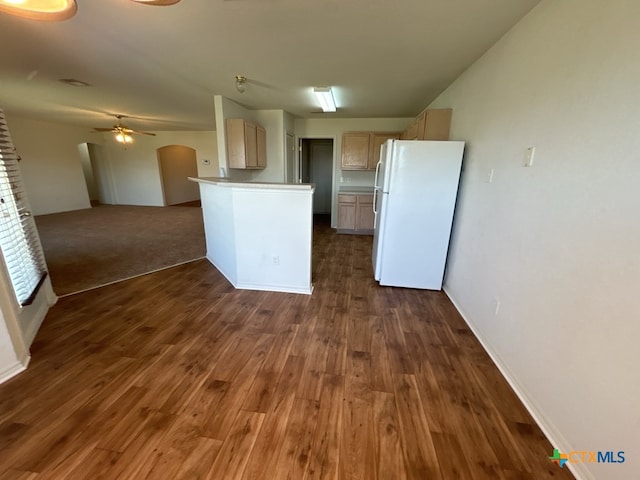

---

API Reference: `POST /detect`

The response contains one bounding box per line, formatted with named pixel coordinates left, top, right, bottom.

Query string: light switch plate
left=524, top=147, right=535, bottom=167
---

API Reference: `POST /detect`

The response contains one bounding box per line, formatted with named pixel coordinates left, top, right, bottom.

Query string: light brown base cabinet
left=337, top=194, right=374, bottom=234
left=226, top=118, right=267, bottom=169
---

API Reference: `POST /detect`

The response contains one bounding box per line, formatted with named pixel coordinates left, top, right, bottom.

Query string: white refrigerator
left=372, top=140, right=465, bottom=289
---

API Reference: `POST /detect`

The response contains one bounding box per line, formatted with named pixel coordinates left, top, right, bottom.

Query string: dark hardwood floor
left=0, top=221, right=574, bottom=479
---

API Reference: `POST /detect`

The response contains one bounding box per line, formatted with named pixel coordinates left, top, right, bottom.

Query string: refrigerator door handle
left=373, top=159, right=382, bottom=190
left=373, top=187, right=378, bottom=215
left=373, top=159, right=383, bottom=215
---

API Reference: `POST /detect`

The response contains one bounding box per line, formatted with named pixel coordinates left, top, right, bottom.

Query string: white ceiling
left=0, top=0, right=540, bottom=132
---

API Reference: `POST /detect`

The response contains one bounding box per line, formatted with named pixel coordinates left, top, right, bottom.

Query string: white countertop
left=338, top=186, right=374, bottom=194
left=189, top=177, right=315, bottom=191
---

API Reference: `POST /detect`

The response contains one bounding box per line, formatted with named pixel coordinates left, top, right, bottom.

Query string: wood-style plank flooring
left=0, top=218, right=574, bottom=479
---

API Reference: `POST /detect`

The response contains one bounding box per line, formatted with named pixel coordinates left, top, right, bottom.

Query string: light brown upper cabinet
left=341, top=132, right=371, bottom=170
left=400, top=120, right=419, bottom=140
left=369, top=132, right=401, bottom=169
left=401, top=108, right=452, bottom=141
left=341, top=131, right=400, bottom=170
left=420, top=108, right=452, bottom=140
left=226, top=118, right=267, bottom=169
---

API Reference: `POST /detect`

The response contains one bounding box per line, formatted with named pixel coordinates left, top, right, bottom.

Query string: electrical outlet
left=272, top=256, right=280, bottom=265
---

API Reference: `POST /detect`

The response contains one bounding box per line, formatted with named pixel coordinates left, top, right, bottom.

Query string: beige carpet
left=35, top=204, right=206, bottom=296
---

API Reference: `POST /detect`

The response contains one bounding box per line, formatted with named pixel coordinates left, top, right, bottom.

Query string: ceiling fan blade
left=130, top=130, right=157, bottom=136
left=93, top=127, right=114, bottom=132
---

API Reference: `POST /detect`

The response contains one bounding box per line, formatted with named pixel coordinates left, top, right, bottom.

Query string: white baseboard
left=206, top=255, right=313, bottom=295
left=235, top=281, right=313, bottom=295
left=0, top=355, right=29, bottom=384
left=443, top=286, right=590, bottom=480
left=206, top=254, right=237, bottom=288
left=22, top=294, right=55, bottom=346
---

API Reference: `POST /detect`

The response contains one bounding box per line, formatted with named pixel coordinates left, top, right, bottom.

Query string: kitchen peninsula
left=189, top=177, right=315, bottom=294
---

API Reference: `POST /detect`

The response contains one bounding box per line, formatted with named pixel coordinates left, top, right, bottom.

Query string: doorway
left=285, top=132, right=295, bottom=183
left=79, top=142, right=116, bottom=205
left=299, top=138, right=333, bottom=219
left=157, top=145, right=200, bottom=206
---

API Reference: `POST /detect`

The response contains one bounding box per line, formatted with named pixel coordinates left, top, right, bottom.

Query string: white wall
left=87, top=143, right=116, bottom=205
left=294, top=118, right=412, bottom=225
left=4, top=114, right=218, bottom=213
left=253, top=110, right=286, bottom=183
left=197, top=180, right=314, bottom=295
left=78, top=143, right=98, bottom=202
left=0, top=309, right=23, bottom=383
left=102, top=130, right=218, bottom=206
left=430, top=1, right=640, bottom=479
left=6, top=115, right=91, bottom=215
left=0, top=252, right=56, bottom=381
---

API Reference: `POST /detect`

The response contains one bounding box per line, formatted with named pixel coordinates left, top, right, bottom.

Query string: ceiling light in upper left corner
left=0, top=0, right=77, bottom=21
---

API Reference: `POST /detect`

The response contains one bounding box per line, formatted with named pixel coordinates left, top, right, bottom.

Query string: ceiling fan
left=93, top=115, right=156, bottom=144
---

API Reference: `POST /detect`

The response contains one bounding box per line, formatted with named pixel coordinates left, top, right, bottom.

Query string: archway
left=157, top=145, right=200, bottom=205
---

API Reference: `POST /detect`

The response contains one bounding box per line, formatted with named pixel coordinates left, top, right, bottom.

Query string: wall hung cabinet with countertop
left=340, top=132, right=400, bottom=170
left=337, top=191, right=374, bottom=234
left=226, top=118, right=267, bottom=169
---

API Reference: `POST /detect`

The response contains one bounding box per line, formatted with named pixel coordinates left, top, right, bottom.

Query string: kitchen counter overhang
left=189, top=177, right=315, bottom=295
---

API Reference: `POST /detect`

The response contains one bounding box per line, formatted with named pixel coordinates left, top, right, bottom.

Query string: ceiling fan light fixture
left=130, top=0, right=181, bottom=5
left=313, top=86, right=336, bottom=112
left=115, top=132, right=133, bottom=144
left=0, top=0, right=77, bottom=21
left=235, top=75, right=247, bottom=94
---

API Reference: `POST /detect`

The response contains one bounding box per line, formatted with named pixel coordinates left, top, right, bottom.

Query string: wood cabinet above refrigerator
left=341, top=132, right=400, bottom=171
left=400, top=108, right=452, bottom=141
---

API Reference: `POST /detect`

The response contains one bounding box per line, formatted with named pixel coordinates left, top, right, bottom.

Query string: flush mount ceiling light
left=313, top=87, right=336, bottom=113
left=235, top=75, right=247, bottom=94
left=130, top=0, right=181, bottom=5
left=59, top=78, right=91, bottom=87
left=0, top=0, right=77, bottom=21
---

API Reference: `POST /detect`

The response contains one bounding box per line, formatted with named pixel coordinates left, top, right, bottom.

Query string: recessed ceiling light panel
left=0, top=0, right=77, bottom=21
left=313, top=87, right=337, bottom=113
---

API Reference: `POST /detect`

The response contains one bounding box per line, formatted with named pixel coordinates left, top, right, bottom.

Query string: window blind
left=0, top=108, right=48, bottom=306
